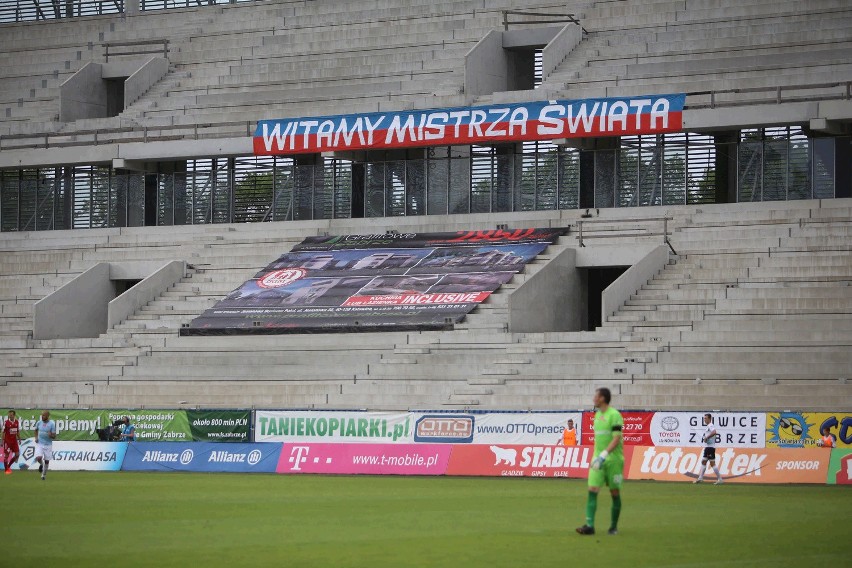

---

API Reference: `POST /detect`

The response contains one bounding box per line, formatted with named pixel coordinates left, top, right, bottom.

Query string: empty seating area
left=0, top=0, right=568, bottom=141
left=497, top=0, right=852, bottom=106
left=0, top=199, right=849, bottom=411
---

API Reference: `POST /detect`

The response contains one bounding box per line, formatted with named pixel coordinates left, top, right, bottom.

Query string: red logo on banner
left=258, top=268, right=307, bottom=289
left=838, top=454, right=852, bottom=485
left=582, top=411, right=653, bottom=445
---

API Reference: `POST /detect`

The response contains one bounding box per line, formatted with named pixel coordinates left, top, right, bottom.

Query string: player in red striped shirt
left=3, top=410, right=21, bottom=474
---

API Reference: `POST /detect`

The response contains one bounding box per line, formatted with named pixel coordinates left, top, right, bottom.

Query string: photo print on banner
left=183, top=229, right=564, bottom=334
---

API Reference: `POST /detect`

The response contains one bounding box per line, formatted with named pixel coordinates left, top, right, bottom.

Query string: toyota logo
left=247, top=449, right=262, bottom=465
left=661, top=416, right=680, bottom=431
left=179, top=449, right=194, bottom=465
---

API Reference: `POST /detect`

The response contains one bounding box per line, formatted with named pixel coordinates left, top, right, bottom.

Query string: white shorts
left=34, top=443, right=53, bottom=461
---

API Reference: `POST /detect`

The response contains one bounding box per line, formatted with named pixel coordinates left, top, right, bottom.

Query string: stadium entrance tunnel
left=507, top=244, right=667, bottom=333
left=59, top=58, right=169, bottom=122
left=33, top=260, right=186, bottom=339
left=585, top=267, right=627, bottom=331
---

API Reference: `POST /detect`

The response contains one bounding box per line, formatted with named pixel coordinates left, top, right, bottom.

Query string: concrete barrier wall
left=108, top=260, right=185, bottom=329
left=509, top=247, right=583, bottom=333
left=59, top=61, right=107, bottom=122
left=464, top=30, right=508, bottom=101
left=601, top=245, right=669, bottom=321
left=33, top=263, right=112, bottom=339
left=124, top=57, right=169, bottom=108
left=542, top=24, right=582, bottom=81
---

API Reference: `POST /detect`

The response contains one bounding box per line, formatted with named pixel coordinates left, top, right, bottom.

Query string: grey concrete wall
left=465, top=30, right=509, bottom=101
left=124, top=57, right=169, bottom=108
left=59, top=62, right=107, bottom=122
left=108, top=260, right=185, bottom=329
left=601, top=245, right=669, bottom=321
left=502, top=27, right=561, bottom=49
left=33, top=263, right=112, bottom=340
left=575, top=244, right=659, bottom=267
left=509, top=247, right=584, bottom=333
left=542, top=24, right=582, bottom=81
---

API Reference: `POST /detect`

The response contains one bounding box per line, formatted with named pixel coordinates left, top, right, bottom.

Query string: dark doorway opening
left=585, top=267, right=628, bottom=331
left=113, top=279, right=142, bottom=296
left=105, top=78, right=125, bottom=117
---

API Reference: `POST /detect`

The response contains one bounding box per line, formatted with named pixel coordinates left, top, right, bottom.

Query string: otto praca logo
left=661, top=416, right=679, bottom=431
left=414, top=415, right=474, bottom=443
left=179, top=449, right=194, bottom=465
left=258, top=268, right=307, bottom=289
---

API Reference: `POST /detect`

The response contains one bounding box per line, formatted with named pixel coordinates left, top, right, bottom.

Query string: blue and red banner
left=253, top=94, right=686, bottom=155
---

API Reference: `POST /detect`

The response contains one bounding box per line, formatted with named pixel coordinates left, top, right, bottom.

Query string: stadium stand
left=0, top=0, right=850, bottom=412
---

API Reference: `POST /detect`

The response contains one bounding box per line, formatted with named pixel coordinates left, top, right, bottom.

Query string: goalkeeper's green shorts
left=587, top=457, right=624, bottom=489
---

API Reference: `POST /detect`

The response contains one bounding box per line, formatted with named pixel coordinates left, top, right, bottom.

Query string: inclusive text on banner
left=254, top=95, right=685, bottom=155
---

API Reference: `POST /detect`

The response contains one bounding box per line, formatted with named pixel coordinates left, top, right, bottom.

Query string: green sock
left=611, top=494, right=622, bottom=530
left=585, top=491, right=598, bottom=527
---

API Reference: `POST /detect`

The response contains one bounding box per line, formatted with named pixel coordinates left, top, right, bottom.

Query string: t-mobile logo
left=288, top=445, right=333, bottom=471
left=289, top=446, right=311, bottom=471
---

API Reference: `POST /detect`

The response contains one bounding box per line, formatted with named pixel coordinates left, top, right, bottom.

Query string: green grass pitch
left=3, top=472, right=850, bottom=567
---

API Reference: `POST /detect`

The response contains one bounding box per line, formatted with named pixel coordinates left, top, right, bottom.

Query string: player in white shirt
left=694, top=413, right=723, bottom=485
left=34, top=410, right=57, bottom=480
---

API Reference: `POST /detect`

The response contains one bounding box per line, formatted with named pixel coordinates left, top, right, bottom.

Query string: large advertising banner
left=256, top=410, right=414, bottom=444
left=121, top=442, right=282, bottom=473
left=648, top=412, right=765, bottom=448
left=2, top=409, right=250, bottom=442
left=471, top=413, right=582, bottom=445
left=8, top=440, right=126, bottom=471
left=445, top=444, right=633, bottom=478
left=254, top=94, right=686, bottom=155
left=276, top=443, right=451, bottom=475
left=827, top=449, right=852, bottom=485
left=627, top=446, right=830, bottom=484
left=582, top=411, right=653, bottom=445
left=766, top=412, right=852, bottom=448
left=183, top=229, right=563, bottom=334
left=186, top=410, right=251, bottom=442
left=256, top=411, right=583, bottom=446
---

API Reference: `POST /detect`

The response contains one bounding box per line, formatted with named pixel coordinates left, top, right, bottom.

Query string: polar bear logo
left=490, top=445, right=517, bottom=466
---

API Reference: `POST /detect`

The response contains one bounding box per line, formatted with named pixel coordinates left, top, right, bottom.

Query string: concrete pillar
left=493, top=144, right=516, bottom=212
left=293, top=154, right=323, bottom=220
left=713, top=131, right=738, bottom=204
left=61, top=166, right=74, bottom=229
left=125, top=0, right=140, bottom=16
left=834, top=137, right=851, bottom=199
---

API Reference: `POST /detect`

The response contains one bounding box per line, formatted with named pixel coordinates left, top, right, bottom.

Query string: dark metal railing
left=502, top=9, right=587, bottom=34
left=0, top=0, right=123, bottom=23
left=577, top=216, right=676, bottom=255
left=103, top=38, right=169, bottom=61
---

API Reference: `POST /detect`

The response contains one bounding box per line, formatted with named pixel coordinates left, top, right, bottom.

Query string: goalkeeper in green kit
left=576, top=387, right=623, bottom=536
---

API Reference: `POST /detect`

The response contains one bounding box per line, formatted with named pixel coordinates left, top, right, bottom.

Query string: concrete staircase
left=0, top=200, right=850, bottom=411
